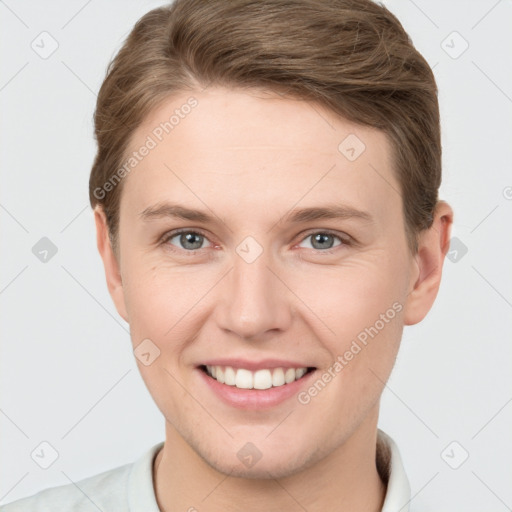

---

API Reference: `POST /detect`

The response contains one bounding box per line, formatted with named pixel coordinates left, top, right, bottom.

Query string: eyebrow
left=139, top=202, right=374, bottom=225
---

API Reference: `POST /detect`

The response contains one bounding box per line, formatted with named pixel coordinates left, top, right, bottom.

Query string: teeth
left=254, top=369, right=272, bottom=390
left=224, top=366, right=236, bottom=386
left=295, top=368, right=306, bottom=379
left=272, top=368, right=285, bottom=387
left=204, top=365, right=310, bottom=389
left=285, top=368, right=296, bottom=383
left=235, top=368, right=253, bottom=389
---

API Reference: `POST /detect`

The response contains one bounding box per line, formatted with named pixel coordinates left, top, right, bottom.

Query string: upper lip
left=198, top=358, right=315, bottom=372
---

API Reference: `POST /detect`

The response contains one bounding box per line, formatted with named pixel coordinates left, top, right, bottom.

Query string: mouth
left=198, top=364, right=316, bottom=390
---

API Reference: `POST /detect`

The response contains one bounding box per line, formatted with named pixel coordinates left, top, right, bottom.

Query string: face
left=98, top=86, right=429, bottom=479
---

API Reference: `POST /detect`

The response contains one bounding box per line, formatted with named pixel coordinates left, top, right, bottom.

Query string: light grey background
left=1, top=0, right=511, bottom=510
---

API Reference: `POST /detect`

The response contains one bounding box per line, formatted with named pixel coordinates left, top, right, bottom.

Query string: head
left=91, top=0, right=452, bottom=478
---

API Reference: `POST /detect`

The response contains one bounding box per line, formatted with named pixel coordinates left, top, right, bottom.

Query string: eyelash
left=159, top=228, right=352, bottom=255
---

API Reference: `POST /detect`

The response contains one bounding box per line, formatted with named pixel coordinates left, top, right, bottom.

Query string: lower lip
left=196, top=367, right=316, bottom=410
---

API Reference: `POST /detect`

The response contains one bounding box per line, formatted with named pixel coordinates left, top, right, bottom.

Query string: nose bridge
left=216, top=245, right=292, bottom=339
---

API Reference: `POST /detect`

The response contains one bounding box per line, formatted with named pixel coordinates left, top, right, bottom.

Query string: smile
left=200, top=365, right=315, bottom=390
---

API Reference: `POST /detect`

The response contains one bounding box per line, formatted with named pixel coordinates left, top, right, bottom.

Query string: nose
left=215, top=250, right=293, bottom=341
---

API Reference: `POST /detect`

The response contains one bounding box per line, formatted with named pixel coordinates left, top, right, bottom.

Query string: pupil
left=182, top=233, right=202, bottom=249
left=313, top=233, right=332, bottom=249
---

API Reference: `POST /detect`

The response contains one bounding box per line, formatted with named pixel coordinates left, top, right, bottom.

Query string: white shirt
left=0, top=429, right=411, bottom=511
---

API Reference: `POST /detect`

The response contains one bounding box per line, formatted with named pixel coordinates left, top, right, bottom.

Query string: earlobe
left=403, top=201, right=453, bottom=326
left=94, top=206, right=129, bottom=322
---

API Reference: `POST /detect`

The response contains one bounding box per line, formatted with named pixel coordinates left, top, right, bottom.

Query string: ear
left=94, top=206, right=129, bottom=322
left=403, top=200, right=454, bottom=325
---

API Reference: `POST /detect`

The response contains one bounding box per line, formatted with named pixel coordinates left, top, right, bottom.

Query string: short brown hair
left=89, top=0, right=441, bottom=254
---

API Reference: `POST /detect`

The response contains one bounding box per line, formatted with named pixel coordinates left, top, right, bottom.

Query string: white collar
left=377, top=428, right=412, bottom=512
left=127, top=429, right=410, bottom=511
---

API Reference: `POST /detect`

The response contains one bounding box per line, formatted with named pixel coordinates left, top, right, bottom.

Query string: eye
left=297, top=231, right=347, bottom=251
left=162, top=230, right=213, bottom=251
left=160, top=229, right=350, bottom=254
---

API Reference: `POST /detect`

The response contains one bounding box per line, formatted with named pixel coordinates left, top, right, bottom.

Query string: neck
left=153, top=409, right=386, bottom=512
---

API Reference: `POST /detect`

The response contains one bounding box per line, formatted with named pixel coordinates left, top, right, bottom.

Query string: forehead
left=120, top=86, right=399, bottom=224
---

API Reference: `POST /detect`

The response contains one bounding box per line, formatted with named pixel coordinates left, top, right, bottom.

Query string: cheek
left=291, top=256, right=406, bottom=336
left=121, top=259, right=203, bottom=414
left=293, top=265, right=405, bottom=423
left=122, top=265, right=168, bottom=338
left=121, top=255, right=218, bottom=354
left=290, top=257, right=406, bottom=391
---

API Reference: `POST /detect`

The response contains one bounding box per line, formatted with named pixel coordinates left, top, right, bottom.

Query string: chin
left=213, top=461, right=301, bottom=480
left=201, top=446, right=316, bottom=480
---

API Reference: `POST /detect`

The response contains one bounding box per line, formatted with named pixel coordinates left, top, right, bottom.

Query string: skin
left=95, top=86, right=453, bottom=512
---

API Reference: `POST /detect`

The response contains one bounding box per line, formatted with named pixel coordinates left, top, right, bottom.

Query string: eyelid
left=297, top=228, right=351, bottom=243
left=160, top=228, right=353, bottom=252
left=160, top=228, right=214, bottom=250
left=294, top=229, right=352, bottom=252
